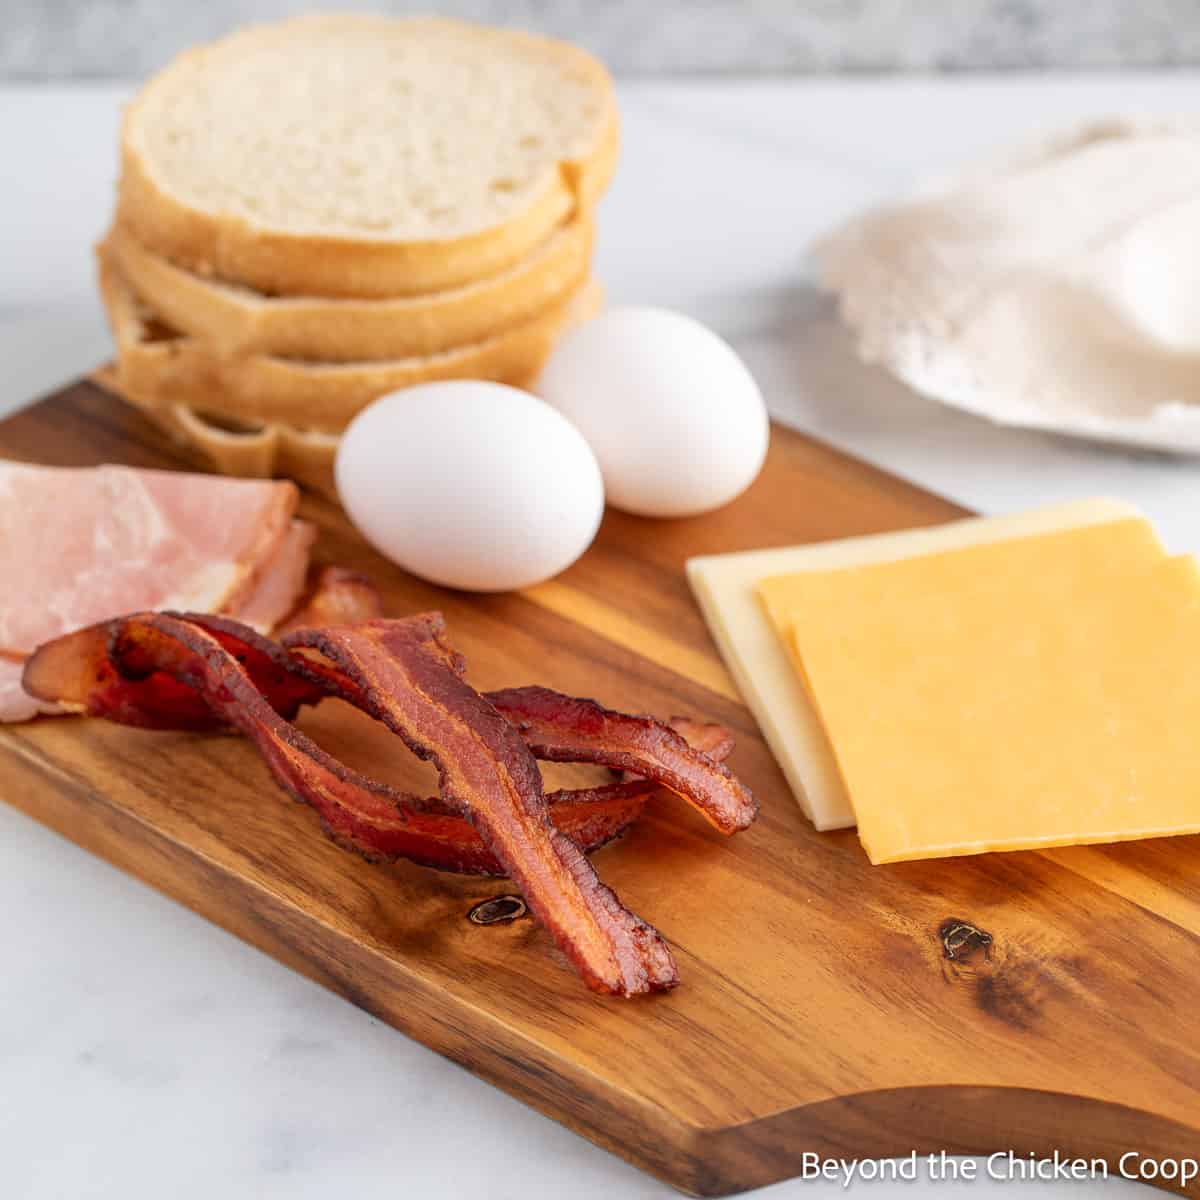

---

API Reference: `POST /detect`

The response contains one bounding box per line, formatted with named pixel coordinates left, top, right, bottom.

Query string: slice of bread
left=99, top=251, right=593, bottom=432
left=118, top=14, right=617, bottom=298
left=107, top=216, right=592, bottom=362
left=94, top=278, right=604, bottom=500
left=93, top=365, right=341, bottom=497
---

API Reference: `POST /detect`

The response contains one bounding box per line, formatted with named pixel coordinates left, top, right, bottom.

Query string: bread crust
left=108, top=216, right=593, bottom=362
left=100, top=252, right=595, bottom=433
left=94, top=365, right=341, bottom=497
left=117, top=15, right=618, bottom=299
left=94, top=278, right=604, bottom=499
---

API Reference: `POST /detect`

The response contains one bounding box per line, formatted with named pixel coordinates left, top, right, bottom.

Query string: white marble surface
left=8, top=1, right=1200, bottom=78
left=4, top=74, right=1199, bottom=1198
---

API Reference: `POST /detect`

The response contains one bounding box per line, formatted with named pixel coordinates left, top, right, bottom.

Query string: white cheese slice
left=685, top=498, right=1153, bottom=831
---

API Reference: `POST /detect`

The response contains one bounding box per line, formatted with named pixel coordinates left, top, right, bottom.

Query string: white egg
left=336, top=382, right=604, bottom=592
left=536, top=306, right=769, bottom=518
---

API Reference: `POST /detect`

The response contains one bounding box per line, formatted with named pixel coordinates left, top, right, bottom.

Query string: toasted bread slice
left=118, top=14, right=616, bottom=299
left=107, top=216, right=593, bottom=362
left=99, top=250, right=593, bottom=433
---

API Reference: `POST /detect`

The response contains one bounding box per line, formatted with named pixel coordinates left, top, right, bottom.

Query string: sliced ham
left=234, top=519, right=317, bottom=632
left=1, top=657, right=63, bottom=721
left=0, top=461, right=313, bottom=721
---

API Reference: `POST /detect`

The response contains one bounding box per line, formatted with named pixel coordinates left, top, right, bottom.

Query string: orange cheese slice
left=758, top=519, right=1198, bottom=863
left=687, top=499, right=1154, bottom=831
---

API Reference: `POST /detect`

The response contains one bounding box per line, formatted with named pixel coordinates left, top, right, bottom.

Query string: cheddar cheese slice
left=686, top=499, right=1154, bottom=830
left=759, top=528, right=1198, bottom=864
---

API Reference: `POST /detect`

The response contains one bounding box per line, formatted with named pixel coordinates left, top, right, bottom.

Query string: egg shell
left=335, top=382, right=604, bottom=592
left=536, top=306, right=769, bottom=518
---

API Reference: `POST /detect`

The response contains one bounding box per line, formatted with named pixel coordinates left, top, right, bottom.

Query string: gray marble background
left=5, top=0, right=1200, bottom=78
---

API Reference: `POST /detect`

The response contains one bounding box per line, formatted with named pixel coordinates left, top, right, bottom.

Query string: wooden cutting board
left=3, top=382, right=1200, bottom=1198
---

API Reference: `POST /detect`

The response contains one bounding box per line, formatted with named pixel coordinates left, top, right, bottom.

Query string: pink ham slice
left=0, top=461, right=312, bottom=721
left=234, top=519, right=318, bottom=633
left=0, top=657, right=62, bottom=721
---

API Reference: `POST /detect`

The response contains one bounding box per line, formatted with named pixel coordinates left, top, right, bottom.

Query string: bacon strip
left=22, top=613, right=324, bottom=730
left=22, top=614, right=731, bottom=876
left=24, top=611, right=747, bottom=990
left=487, top=686, right=757, bottom=834
left=276, top=566, right=383, bottom=635
left=25, top=618, right=738, bottom=814
left=283, top=618, right=678, bottom=995
left=347, top=779, right=661, bottom=875
left=89, top=613, right=536, bottom=875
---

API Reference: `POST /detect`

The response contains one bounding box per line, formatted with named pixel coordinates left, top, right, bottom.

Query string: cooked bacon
left=23, top=615, right=730, bottom=877
left=339, top=713, right=734, bottom=871
left=25, top=609, right=749, bottom=992
left=276, top=566, right=383, bottom=634
left=283, top=618, right=679, bottom=994
left=22, top=613, right=325, bottom=730
left=487, top=686, right=757, bottom=834
left=653, top=716, right=735, bottom=767
left=25, top=616, right=737, bottom=804
left=334, top=777, right=662, bottom=876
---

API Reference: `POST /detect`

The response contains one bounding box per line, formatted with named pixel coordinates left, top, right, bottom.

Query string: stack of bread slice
left=97, top=14, right=615, bottom=496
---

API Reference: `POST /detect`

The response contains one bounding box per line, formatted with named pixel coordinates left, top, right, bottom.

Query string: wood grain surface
left=2, top=381, right=1198, bottom=1197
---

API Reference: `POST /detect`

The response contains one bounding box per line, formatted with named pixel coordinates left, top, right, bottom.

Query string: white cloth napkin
left=816, top=118, right=1200, bottom=453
